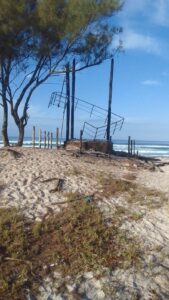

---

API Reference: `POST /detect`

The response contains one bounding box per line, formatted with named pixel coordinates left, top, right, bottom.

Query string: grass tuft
left=97, top=176, right=137, bottom=197
left=0, top=195, right=140, bottom=299
left=98, top=176, right=167, bottom=209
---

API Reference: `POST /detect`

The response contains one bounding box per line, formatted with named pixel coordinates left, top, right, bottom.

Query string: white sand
left=1, top=147, right=169, bottom=299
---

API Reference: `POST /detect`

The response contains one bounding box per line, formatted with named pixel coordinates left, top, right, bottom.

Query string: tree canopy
left=0, top=0, right=122, bottom=146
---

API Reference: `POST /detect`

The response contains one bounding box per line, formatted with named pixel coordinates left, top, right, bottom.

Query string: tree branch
left=12, top=70, right=35, bottom=99
left=14, top=57, right=45, bottom=112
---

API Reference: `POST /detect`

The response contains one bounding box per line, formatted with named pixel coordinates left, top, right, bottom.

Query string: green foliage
left=0, top=0, right=34, bottom=58
left=0, top=0, right=122, bottom=61
left=0, top=0, right=123, bottom=146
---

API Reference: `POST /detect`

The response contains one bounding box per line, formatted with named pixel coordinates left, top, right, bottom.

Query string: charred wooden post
left=94, top=128, right=98, bottom=140
left=66, top=63, right=70, bottom=142
left=71, top=59, right=76, bottom=140
left=47, top=132, right=50, bottom=149
left=128, top=136, right=131, bottom=155
left=39, top=129, right=42, bottom=148
left=80, top=130, right=83, bottom=153
left=56, top=128, right=59, bottom=149
left=44, top=131, right=47, bottom=148
left=133, top=140, right=136, bottom=156
left=107, top=58, right=114, bottom=141
left=130, top=140, right=133, bottom=156
left=32, top=126, right=35, bottom=148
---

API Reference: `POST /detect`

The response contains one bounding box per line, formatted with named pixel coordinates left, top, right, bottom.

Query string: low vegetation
left=97, top=175, right=137, bottom=197
left=0, top=193, right=140, bottom=299
left=98, top=175, right=167, bottom=209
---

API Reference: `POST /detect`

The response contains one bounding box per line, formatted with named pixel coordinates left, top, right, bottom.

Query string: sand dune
left=1, top=147, right=169, bottom=299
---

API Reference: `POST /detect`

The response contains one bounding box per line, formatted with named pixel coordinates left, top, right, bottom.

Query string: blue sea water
left=1, top=137, right=169, bottom=157
left=113, top=140, right=169, bottom=157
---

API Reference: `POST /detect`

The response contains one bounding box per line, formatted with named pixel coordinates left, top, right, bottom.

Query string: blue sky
left=1, top=0, right=169, bottom=141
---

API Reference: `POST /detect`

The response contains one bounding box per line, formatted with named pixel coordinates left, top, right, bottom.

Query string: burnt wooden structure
left=49, top=58, right=124, bottom=144
left=65, top=139, right=113, bottom=154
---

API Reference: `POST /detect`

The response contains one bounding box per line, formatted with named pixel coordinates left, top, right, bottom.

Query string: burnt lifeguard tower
left=49, top=59, right=124, bottom=153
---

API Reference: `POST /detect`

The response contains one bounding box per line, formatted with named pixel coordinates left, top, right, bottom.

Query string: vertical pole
left=128, top=136, right=131, bottom=155
left=133, top=140, right=135, bottom=156
left=66, top=63, right=70, bottom=142
left=50, top=132, right=53, bottom=149
left=80, top=130, right=83, bottom=153
left=131, top=140, right=133, bottom=156
left=94, top=128, right=98, bottom=140
left=71, top=59, right=76, bottom=140
left=44, top=131, right=46, bottom=148
left=32, top=126, right=35, bottom=148
left=47, top=132, right=50, bottom=149
left=107, top=58, right=114, bottom=141
left=56, top=128, right=59, bottom=149
left=39, top=129, right=41, bottom=148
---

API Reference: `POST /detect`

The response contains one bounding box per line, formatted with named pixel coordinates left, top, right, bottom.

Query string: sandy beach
left=1, top=147, right=169, bottom=299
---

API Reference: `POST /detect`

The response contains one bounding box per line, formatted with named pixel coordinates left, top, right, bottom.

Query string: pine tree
left=0, top=0, right=122, bottom=146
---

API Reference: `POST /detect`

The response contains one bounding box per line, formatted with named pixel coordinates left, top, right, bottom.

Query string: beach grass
left=97, top=175, right=167, bottom=209
left=0, top=194, right=140, bottom=299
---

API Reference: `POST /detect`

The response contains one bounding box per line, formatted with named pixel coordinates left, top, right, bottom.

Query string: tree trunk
left=1, top=102, right=10, bottom=147
left=17, top=122, right=24, bottom=147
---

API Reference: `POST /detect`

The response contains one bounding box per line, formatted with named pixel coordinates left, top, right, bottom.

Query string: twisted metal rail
left=49, top=91, right=124, bottom=140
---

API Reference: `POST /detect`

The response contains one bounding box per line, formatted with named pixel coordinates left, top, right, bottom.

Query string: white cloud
left=141, top=80, right=161, bottom=86
left=113, top=1, right=169, bottom=57
left=152, top=0, right=169, bottom=26
left=121, top=0, right=169, bottom=27
left=119, top=29, right=161, bottom=55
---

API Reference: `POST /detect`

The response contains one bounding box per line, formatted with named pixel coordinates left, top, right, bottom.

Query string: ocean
left=113, top=140, right=169, bottom=157
left=1, top=137, right=169, bottom=157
